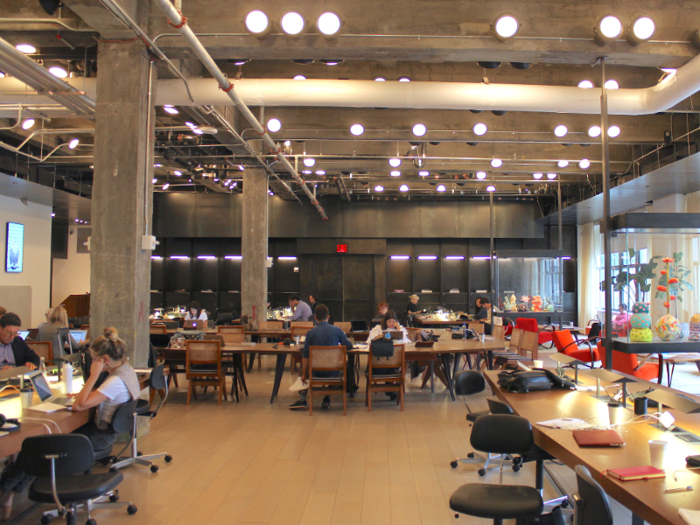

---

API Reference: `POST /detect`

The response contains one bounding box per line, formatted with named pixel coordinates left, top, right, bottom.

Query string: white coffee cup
left=20, top=388, right=33, bottom=408
left=608, top=402, right=624, bottom=425
left=294, top=335, right=300, bottom=345
left=479, top=333, right=486, bottom=342
left=649, top=440, right=668, bottom=469
left=533, top=360, right=544, bottom=369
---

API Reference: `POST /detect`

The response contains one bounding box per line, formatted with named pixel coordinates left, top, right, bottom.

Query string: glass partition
left=497, top=256, right=563, bottom=313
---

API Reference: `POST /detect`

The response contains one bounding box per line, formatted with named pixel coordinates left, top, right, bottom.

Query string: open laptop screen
left=17, top=331, right=29, bottom=340
left=70, top=330, right=87, bottom=342
left=28, top=372, right=53, bottom=403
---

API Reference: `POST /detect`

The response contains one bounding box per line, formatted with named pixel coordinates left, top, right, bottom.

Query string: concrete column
left=90, top=39, right=154, bottom=366
left=241, top=168, right=268, bottom=328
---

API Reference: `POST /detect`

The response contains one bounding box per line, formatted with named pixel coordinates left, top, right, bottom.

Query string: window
left=596, top=248, right=648, bottom=311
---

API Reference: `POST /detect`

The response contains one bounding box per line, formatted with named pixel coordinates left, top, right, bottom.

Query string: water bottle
left=462, top=323, right=468, bottom=339
left=62, top=362, right=73, bottom=394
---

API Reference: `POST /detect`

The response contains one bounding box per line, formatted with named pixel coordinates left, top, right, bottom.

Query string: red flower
left=668, top=277, right=679, bottom=284
left=660, top=270, right=667, bottom=275
left=670, top=295, right=676, bottom=301
left=664, top=302, right=670, bottom=308
left=657, top=285, right=667, bottom=292
left=663, top=257, right=674, bottom=263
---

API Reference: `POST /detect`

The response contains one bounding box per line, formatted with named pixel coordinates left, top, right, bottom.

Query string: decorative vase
left=655, top=314, right=682, bottom=341
left=689, top=314, right=700, bottom=341
left=629, top=302, right=653, bottom=342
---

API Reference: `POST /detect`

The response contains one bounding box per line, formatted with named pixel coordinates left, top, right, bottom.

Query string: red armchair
left=597, top=342, right=662, bottom=383
left=516, top=317, right=553, bottom=348
left=552, top=329, right=600, bottom=366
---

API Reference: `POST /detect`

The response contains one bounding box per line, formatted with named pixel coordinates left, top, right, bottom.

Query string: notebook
left=572, top=429, right=625, bottom=447
left=607, top=466, right=665, bottom=481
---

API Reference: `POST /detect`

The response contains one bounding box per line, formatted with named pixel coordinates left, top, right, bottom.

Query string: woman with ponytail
left=0, top=328, right=140, bottom=520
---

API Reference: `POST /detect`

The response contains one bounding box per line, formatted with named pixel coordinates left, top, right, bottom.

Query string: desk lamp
left=584, top=368, right=625, bottom=400
left=0, top=366, right=33, bottom=390
left=549, top=353, right=585, bottom=384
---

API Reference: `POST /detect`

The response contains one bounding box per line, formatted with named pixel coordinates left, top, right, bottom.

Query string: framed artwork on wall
left=5, top=222, right=24, bottom=273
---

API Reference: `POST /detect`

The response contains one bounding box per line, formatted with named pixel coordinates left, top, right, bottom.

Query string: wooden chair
left=468, top=322, right=485, bottom=334
left=217, top=325, right=244, bottom=337
left=333, top=322, right=352, bottom=333
left=519, top=330, right=539, bottom=361
left=290, top=321, right=314, bottom=328
left=205, top=333, right=247, bottom=400
left=185, top=340, right=226, bottom=405
left=493, top=328, right=527, bottom=370
left=25, top=341, right=53, bottom=362
left=290, top=326, right=313, bottom=374
left=259, top=321, right=283, bottom=330
left=366, top=343, right=405, bottom=412
left=150, top=325, right=167, bottom=334
left=308, top=346, right=347, bottom=415
left=492, top=325, right=505, bottom=340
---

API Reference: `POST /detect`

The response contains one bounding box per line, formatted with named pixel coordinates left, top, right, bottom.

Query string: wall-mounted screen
left=5, top=222, right=24, bottom=273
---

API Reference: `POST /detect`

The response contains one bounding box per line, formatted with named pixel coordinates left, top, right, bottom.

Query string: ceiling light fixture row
left=245, top=10, right=341, bottom=37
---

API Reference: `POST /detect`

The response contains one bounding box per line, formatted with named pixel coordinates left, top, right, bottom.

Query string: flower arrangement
left=655, top=256, right=683, bottom=340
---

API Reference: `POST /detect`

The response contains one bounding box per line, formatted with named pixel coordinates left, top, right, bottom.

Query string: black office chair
left=20, top=434, right=137, bottom=525
left=450, top=415, right=543, bottom=525
left=215, top=313, right=234, bottom=326
left=573, top=465, right=613, bottom=525
left=110, top=366, right=173, bottom=472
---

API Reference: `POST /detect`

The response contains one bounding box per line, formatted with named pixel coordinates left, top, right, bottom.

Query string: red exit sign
left=337, top=244, right=348, bottom=253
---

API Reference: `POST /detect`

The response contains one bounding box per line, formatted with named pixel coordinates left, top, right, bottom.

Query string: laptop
left=26, top=371, right=73, bottom=412
left=70, top=329, right=87, bottom=342
left=572, top=429, right=625, bottom=447
left=183, top=320, right=200, bottom=330
left=350, top=320, right=368, bottom=332
left=17, top=330, right=29, bottom=340
left=383, top=330, right=404, bottom=340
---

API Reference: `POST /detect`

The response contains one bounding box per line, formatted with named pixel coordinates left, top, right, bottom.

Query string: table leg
left=486, top=350, right=494, bottom=370
left=632, top=513, right=644, bottom=525
left=430, top=362, right=434, bottom=393
left=247, top=352, right=256, bottom=373
left=270, top=354, right=287, bottom=404
left=441, top=354, right=456, bottom=401
left=453, top=353, right=461, bottom=381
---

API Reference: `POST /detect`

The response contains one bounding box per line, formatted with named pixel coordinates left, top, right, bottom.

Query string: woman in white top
left=184, top=301, right=208, bottom=321
left=369, top=310, right=412, bottom=344
left=0, top=327, right=140, bottom=518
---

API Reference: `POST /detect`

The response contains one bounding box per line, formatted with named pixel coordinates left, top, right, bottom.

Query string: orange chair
left=516, top=317, right=553, bottom=348
left=597, top=342, right=662, bottom=383
left=551, top=330, right=600, bottom=366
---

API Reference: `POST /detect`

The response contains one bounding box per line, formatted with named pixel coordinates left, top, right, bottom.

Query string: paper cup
left=533, top=360, right=544, bottom=369
left=20, top=388, right=33, bottom=408
left=294, top=335, right=300, bottom=345
left=649, top=440, right=668, bottom=469
left=479, top=333, right=486, bottom=342
left=608, top=402, right=624, bottom=426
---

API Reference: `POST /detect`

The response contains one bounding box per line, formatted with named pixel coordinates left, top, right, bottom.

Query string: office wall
left=52, top=226, right=91, bottom=307
left=0, top=193, right=52, bottom=327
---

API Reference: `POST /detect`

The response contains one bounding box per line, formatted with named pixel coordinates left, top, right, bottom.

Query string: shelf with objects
left=605, top=213, right=700, bottom=354
left=494, top=250, right=576, bottom=329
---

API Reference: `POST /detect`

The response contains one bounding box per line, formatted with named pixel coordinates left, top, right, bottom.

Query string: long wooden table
left=484, top=369, right=700, bottom=525
left=164, top=338, right=507, bottom=403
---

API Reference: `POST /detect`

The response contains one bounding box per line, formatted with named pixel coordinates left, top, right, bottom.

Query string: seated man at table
left=288, top=294, right=313, bottom=323
left=0, top=313, right=39, bottom=370
left=474, top=298, right=492, bottom=335
left=289, top=304, right=353, bottom=411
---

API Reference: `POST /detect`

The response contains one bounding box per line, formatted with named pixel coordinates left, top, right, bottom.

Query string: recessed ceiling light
left=400, top=184, right=409, bottom=192
left=267, top=118, right=281, bottom=132
left=284, top=140, right=291, bottom=146
left=473, top=123, right=488, bottom=136
left=436, top=184, right=446, bottom=192
left=317, top=12, right=341, bottom=36
left=48, top=66, right=67, bottom=78
left=490, top=158, right=503, bottom=168
left=174, top=170, right=182, bottom=176
left=0, top=71, right=5, bottom=78
left=533, top=173, right=544, bottom=179
left=419, top=171, right=429, bottom=177
left=154, top=163, right=162, bottom=167
left=630, top=16, right=655, bottom=44
left=493, top=14, right=519, bottom=40
left=68, top=138, right=79, bottom=149
left=21, top=119, right=35, bottom=130
left=486, top=185, right=496, bottom=192
left=608, top=125, right=621, bottom=138
left=579, top=159, right=591, bottom=169
left=192, top=128, right=203, bottom=135
left=547, top=173, right=557, bottom=180
left=476, top=171, right=487, bottom=180
left=350, top=123, right=364, bottom=136
left=239, top=165, right=245, bottom=171
left=557, top=160, right=569, bottom=168
left=293, top=75, right=306, bottom=80
left=245, top=10, right=269, bottom=34
left=162, top=183, right=170, bottom=190
left=604, top=79, right=619, bottom=90
left=398, top=77, right=411, bottom=82
left=15, top=44, right=36, bottom=54
left=303, top=158, right=316, bottom=167
left=412, top=123, right=427, bottom=137
left=389, top=158, right=401, bottom=167
left=588, top=125, right=602, bottom=138
left=281, top=11, right=305, bottom=35
left=321, top=59, right=341, bottom=66
left=374, top=185, right=384, bottom=192
left=315, top=170, right=326, bottom=175
left=390, top=171, right=401, bottom=177
left=302, top=170, right=311, bottom=175
left=233, top=59, right=249, bottom=65
left=152, top=178, right=157, bottom=184
left=163, top=105, right=178, bottom=115
left=554, top=125, right=568, bottom=138
left=596, top=15, right=623, bottom=44
left=374, top=76, right=386, bottom=82
left=578, top=80, right=594, bottom=89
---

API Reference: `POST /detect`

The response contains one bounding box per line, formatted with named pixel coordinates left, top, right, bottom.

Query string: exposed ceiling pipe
left=0, top=37, right=95, bottom=115
left=153, top=0, right=327, bottom=219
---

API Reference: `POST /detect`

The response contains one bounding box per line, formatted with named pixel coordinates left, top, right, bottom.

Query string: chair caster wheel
left=127, top=505, right=137, bottom=515
left=41, top=515, right=53, bottom=524
left=66, top=512, right=77, bottom=525
left=467, top=452, right=475, bottom=458
left=109, top=492, right=119, bottom=502
left=109, top=467, right=117, bottom=473
left=137, top=452, right=142, bottom=457
left=512, top=465, right=521, bottom=472
left=478, top=469, right=486, bottom=477
left=455, top=514, right=460, bottom=518
left=150, top=465, right=159, bottom=473
left=450, top=461, right=458, bottom=468
left=86, top=519, right=96, bottom=525
left=165, top=455, right=173, bottom=462
left=561, top=499, right=569, bottom=509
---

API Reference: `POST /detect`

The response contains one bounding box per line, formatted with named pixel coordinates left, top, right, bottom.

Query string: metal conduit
left=0, top=37, right=95, bottom=115
left=153, top=0, right=327, bottom=220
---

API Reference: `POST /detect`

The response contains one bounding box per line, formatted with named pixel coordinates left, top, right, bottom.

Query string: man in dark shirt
left=0, top=313, right=40, bottom=369
left=289, top=304, right=353, bottom=411
left=474, top=298, right=492, bottom=335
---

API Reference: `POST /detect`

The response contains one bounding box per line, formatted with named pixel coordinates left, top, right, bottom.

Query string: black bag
left=497, top=369, right=576, bottom=394
left=371, top=339, right=395, bottom=358
left=515, top=506, right=565, bottom=525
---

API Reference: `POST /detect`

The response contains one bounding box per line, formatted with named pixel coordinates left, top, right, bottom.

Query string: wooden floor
left=14, top=352, right=647, bottom=525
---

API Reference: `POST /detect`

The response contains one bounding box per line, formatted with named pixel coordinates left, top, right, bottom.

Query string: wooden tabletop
left=484, top=369, right=700, bottom=525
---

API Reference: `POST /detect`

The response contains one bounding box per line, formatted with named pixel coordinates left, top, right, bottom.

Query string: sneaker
left=387, top=392, right=398, bottom=402
left=321, top=396, right=331, bottom=409
left=288, top=399, right=307, bottom=410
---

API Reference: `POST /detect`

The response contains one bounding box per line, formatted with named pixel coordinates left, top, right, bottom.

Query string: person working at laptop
left=185, top=301, right=208, bottom=322
left=0, top=313, right=39, bottom=370
left=0, top=327, right=140, bottom=519
left=369, top=310, right=412, bottom=344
